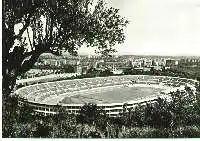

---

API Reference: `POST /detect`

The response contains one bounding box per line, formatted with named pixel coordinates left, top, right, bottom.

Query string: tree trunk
left=2, top=69, right=17, bottom=96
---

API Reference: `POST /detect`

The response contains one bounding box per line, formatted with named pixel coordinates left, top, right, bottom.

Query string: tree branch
left=19, top=50, right=42, bottom=75
left=48, top=14, right=54, bottom=45
left=32, top=20, right=36, bottom=47
left=45, top=15, right=49, bottom=43
left=14, top=13, right=32, bottom=40
left=44, top=47, right=61, bottom=56
left=23, top=51, right=34, bottom=58
left=52, top=25, right=62, bottom=46
left=26, top=27, right=33, bottom=50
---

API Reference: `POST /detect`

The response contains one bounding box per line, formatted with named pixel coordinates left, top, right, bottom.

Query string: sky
left=78, top=0, right=200, bottom=56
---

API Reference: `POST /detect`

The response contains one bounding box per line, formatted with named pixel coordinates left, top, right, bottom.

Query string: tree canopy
left=2, top=0, right=128, bottom=94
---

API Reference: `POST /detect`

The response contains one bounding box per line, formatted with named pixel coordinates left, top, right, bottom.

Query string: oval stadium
left=14, top=75, right=198, bottom=117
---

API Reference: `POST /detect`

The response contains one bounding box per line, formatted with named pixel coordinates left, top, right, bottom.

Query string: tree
left=99, top=68, right=113, bottom=77
left=77, top=103, right=100, bottom=124
left=2, top=0, right=128, bottom=96
left=17, top=100, right=35, bottom=123
left=2, top=95, right=19, bottom=137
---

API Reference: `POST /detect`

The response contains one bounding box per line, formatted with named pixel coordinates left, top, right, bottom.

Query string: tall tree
left=2, top=0, right=128, bottom=96
left=77, top=103, right=100, bottom=124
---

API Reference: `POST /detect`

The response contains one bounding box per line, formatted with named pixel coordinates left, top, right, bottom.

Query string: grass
left=61, top=84, right=164, bottom=104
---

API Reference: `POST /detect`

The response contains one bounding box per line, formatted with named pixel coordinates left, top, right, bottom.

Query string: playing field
left=60, top=84, right=166, bottom=104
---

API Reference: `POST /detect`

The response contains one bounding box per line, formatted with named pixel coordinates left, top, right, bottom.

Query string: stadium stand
left=15, top=75, right=198, bottom=117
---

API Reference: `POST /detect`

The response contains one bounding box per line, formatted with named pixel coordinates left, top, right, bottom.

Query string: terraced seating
left=15, top=75, right=197, bottom=105
left=14, top=75, right=199, bottom=117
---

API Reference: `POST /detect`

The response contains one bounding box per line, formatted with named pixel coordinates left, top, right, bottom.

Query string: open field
left=60, top=84, right=165, bottom=104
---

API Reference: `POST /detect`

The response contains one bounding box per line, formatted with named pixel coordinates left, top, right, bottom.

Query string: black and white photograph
left=1, top=0, right=200, bottom=138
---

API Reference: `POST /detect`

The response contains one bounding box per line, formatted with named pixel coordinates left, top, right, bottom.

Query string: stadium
left=14, top=75, right=198, bottom=117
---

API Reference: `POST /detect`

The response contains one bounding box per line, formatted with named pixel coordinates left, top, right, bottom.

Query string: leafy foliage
left=3, top=0, right=128, bottom=95
left=77, top=103, right=101, bottom=125
left=2, top=84, right=200, bottom=138
left=2, top=0, right=128, bottom=135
